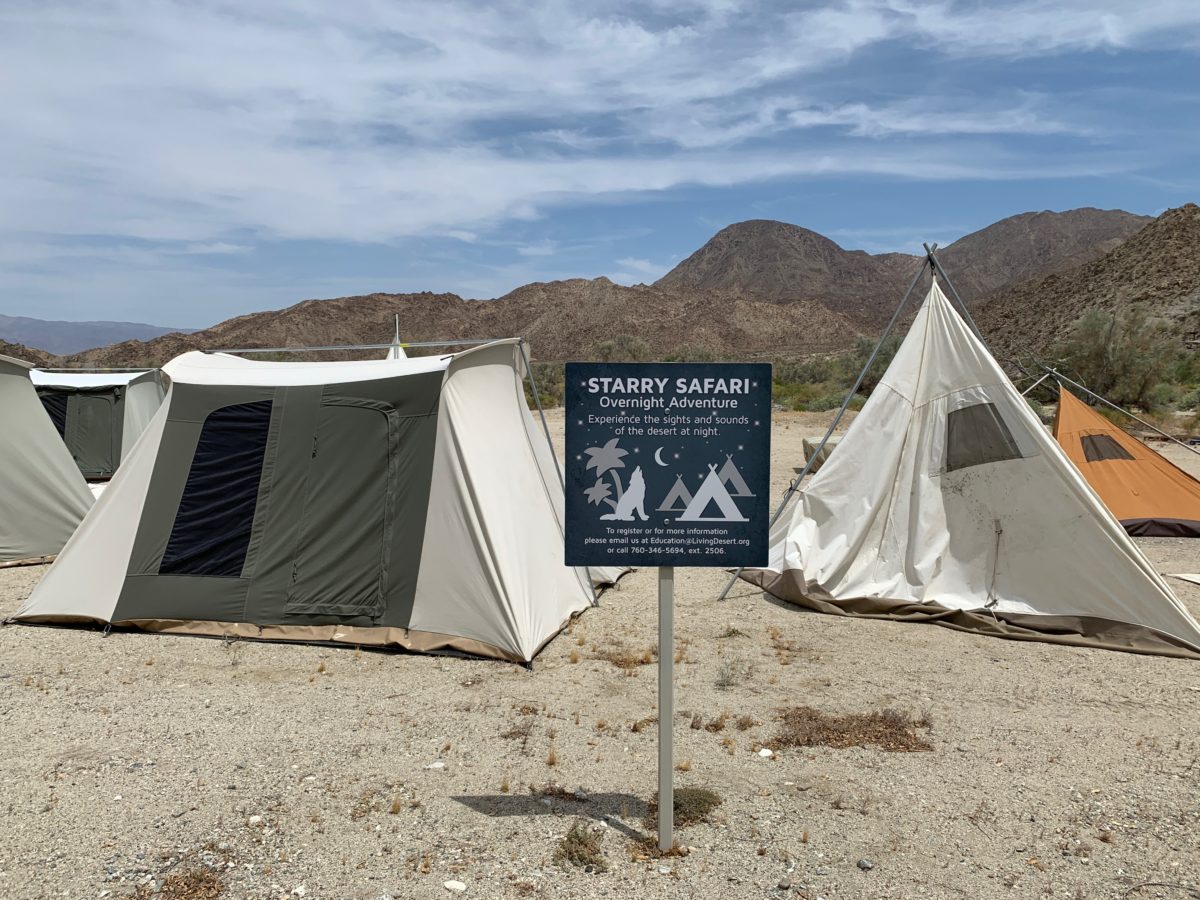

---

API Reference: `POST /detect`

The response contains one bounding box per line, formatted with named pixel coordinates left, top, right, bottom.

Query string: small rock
left=573, top=788, right=588, bottom=800
left=758, top=748, right=774, bottom=758
left=815, top=866, right=831, bottom=876
left=657, top=865, right=672, bottom=875
left=857, top=859, right=875, bottom=871
left=424, top=762, right=446, bottom=770
left=248, top=815, right=263, bottom=826
left=444, top=880, right=466, bottom=893
left=777, top=878, right=792, bottom=890
left=171, top=808, right=186, bottom=819
left=292, top=887, right=307, bottom=898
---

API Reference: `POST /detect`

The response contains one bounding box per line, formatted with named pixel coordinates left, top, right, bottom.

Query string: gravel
left=0, top=410, right=1197, bottom=899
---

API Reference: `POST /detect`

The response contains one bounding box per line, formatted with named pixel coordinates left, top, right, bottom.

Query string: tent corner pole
left=518, top=340, right=600, bottom=604
left=715, top=251, right=934, bottom=602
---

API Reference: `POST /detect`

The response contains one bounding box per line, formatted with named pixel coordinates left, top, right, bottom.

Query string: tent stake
left=1043, top=366, right=1200, bottom=456
left=716, top=252, right=934, bottom=602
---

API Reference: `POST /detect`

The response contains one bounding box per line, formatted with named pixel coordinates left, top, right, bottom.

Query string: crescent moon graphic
left=653, top=447, right=668, bottom=466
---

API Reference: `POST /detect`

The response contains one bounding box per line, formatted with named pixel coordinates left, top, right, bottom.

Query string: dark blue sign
left=565, top=363, right=771, bottom=568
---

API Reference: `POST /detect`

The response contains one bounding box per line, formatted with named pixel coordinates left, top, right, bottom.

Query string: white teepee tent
left=742, top=281, right=1200, bottom=658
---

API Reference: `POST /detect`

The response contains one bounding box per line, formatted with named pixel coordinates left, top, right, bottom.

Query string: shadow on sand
left=453, top=791, right=649, bottom=842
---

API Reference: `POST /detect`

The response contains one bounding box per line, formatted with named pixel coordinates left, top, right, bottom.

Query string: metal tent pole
left=925, top=243, right=985, bottom=341
left=1043, top=366, right=1200, bottom=456
left=1020, top=373, right=1051, bottom=397
left=715, top=252, right=934, bottom=602
left=211, top=338, right=507, bottom=355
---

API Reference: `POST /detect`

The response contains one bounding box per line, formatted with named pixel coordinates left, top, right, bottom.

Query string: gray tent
left=17, top=341, right=622, bottom=662
left=32, top=369, right=166, bottom=480
left=0, top=355, right=94, bottom=561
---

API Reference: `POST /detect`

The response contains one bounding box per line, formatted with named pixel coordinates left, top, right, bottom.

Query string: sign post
left=657, top=565, right=673, bottom=852
left=564, top=363, right=771, bottom=852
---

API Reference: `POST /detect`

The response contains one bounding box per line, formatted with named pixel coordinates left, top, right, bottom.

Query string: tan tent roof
left=1053, top=387, right=1200, bottom=537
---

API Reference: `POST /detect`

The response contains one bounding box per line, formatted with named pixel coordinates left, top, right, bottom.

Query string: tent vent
left=945, top=402, right=1022, bottom=473
left=1080, top=433, right=1135, bottom=463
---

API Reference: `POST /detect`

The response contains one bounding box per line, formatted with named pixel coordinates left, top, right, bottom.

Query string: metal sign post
left=657, top=565, right=674, bottom=851
left=563, top=362, right=771, bottom=853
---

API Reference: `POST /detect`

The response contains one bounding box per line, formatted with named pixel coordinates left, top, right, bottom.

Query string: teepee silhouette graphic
left=718, top=454, right=754, bottom=497
left=658, top=475, right=693, bottom=512
left=678, top=465, right=748, bottom=522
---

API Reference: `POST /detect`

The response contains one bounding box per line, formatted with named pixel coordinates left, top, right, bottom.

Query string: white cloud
left=611, top=257, right=673, bottom=283
left=3, top=0, right=1193, bottom=254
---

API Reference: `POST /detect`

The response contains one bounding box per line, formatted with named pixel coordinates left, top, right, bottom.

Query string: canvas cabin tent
left=1053, top=386, right=1200, bottom=537
left=32, top=369, right=166, bottom=480
left=16, top=340, right=623, bottom=662
left=0, top=355, right=94, bottom=561
left=741, top=281, right=1200, bottom=658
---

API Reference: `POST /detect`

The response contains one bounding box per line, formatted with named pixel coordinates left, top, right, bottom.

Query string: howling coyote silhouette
left=600, top=465, right=649, bottom=521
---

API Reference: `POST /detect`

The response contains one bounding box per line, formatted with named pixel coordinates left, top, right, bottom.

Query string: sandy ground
left=1, top=409, right=1199, bottom=900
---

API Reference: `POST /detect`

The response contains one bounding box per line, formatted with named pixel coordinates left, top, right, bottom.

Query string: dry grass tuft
left=775, top=705, right=933, bottom=752
left=546, top=744, right=559, bottom=767
left=389, top=795, right=403, bottom=815
left=133, top=867, right=224, bottom=899
left=630, top=716, right=658, bottom=734
left=554, top=821, right=607, bottom=872
left=645, top=787, right=723, bottom=827
left=674, top=759, right=692, bottom=772
left=594, top=644, right=657, bottom=670
left=500, top=775, right=510, bottom=794
left=717, top=625, right=749, bottom=639
left=569, top=650, right=580, bottom=664
left=735, top=714, right=757, bottom=731
left=704, top=713, right=730, bottom=733
left=715, top=657, right=750, bottom=690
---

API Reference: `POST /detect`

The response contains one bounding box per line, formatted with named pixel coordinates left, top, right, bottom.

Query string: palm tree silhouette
left=584, top=437, right=628, bottom=509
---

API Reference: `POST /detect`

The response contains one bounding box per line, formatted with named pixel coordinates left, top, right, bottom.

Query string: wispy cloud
left=1, top=0, right=1197, bottom=320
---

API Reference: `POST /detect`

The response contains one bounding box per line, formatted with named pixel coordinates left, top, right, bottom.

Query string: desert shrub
left=645, top=787, right=723, bottom=827
left=554, top=821, right=607, bottom=872
left=775, top=705, right=933, bottom=752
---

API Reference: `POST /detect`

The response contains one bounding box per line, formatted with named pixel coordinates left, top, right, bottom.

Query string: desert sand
left=1, top=409, right=1198, bottom=900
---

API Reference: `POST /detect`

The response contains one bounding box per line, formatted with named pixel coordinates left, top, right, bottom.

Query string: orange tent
left=1053, top=386, right=1200, bottom=537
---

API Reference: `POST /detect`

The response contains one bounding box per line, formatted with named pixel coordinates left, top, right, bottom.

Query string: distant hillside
left=59, top=205, right=1172, bottom=370
left=937, top=208, right=1152, bottom=302
left=655, top=208, right=1151, bottom=327
left=0, top=339, right=53, bottom=366
left=64, top=279, right=862, bottom=368
left=976, top=203, right=1200, bottom=358
left=0, top=314, right=185, bottom=356
left=654, top=219, right=918, bottom=326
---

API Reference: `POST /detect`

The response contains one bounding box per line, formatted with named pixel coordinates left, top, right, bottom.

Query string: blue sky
left=2, top=1, right=1199, bottom=328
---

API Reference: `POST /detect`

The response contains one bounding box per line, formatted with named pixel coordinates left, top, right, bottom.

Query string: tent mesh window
left=945, top=402, right=1023, bottom=473
left=39, top=393, right=69, bottom=438
left=160, top=400, right=273, bottom=577
left=1080, top=433, right=1135, bottom=463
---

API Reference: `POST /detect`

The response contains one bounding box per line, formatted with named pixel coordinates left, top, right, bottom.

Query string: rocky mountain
left=54, top=205, right=1172, bottom=369
left=975, top=203, right=1200, bottom=359
left=938, top=208, right=1152, bottom=303
left=655, top=209, right=1152, bottom=327
left=64, top=279, right=861, bottom=367
left=0, top=339, right=53, bottom=366
left=0, top=314, right=186, bottom=356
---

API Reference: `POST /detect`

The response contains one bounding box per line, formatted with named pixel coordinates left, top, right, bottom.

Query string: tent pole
left=1044, top=365, right=1200, bottom=456
left=518, top=340, right=599, bottom=604
left=1021, top=373, right=1050, bottom=397
left=212, top=338, right=508, bottom=355
left=925, top=243, right=985, bottom=341
left=716, top=252, right=934, bottom=602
